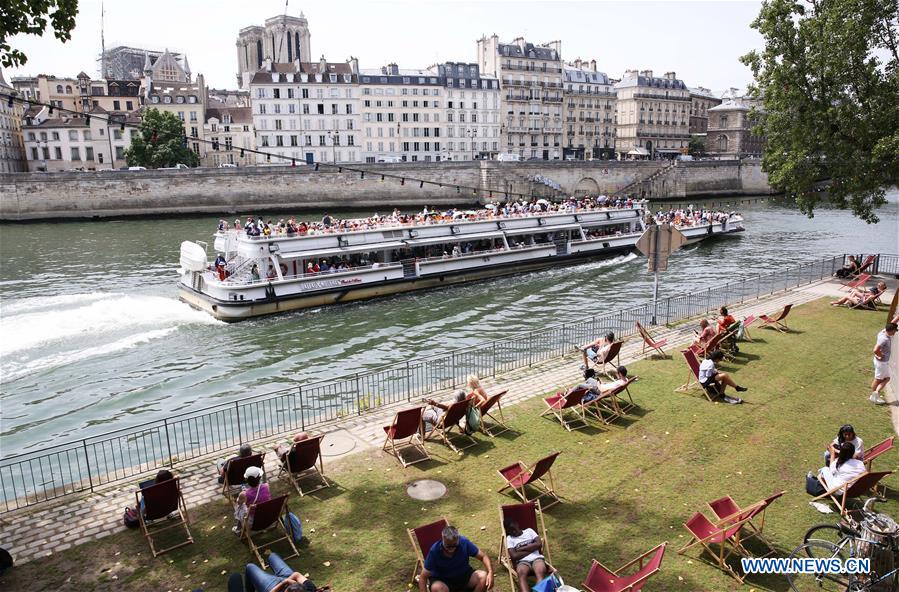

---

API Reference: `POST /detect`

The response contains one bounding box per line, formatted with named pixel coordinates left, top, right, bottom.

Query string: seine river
left=1, top=192, right=897, bottom=457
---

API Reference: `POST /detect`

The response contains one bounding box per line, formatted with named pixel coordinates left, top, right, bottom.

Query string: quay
left=1, top=255, right=897, bottom=591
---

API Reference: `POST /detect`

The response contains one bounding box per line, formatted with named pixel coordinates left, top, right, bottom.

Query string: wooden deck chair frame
left=582, top=542, right=667, bottom=592
left=708, top=491, right=785, bottom=556
left=635, top=321, right=668, bottom=357
left=541, top=388, right=590, bottom=431
left=239, top=494, right=300, bottom=569
left=812, top=470, right=895, bottom=516
left=842, top=273, right=871, bottom=290
left=222, top=452, right=266, bottom=505
left=136, top=477, right=194, bottom=557
left=854, top=254, right=877, bottom=276
left=479, top=390, right=510, bottom=437
left=382, top=407, right=430, bottom=467
left=406, top=517, right=448, bottom=586
left=848, top=290, right=881, bottom=310
left=678, top=512, right=753, bottom=583
left=278, top=435, right=330, bottom=497
left=424, top=398, right=478, bottom=453
left=497, top=451, right=562, bottom=508
left=498, top=500, right=555, bottom=592
left=864, top=437, right=895, bottom=497
left=591, top=341, right=623, bottom=379
left=585, top=377, right=639, bottom=424
left=741, top=315, right=757, bottom=342
left=674, top=349, right=717, bottom=401
left=759, top=304, right=793, bottom=332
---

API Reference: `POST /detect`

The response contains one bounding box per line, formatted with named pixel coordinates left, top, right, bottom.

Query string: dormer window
left=163, top=96, right=172, bottom=104
left=342, top=74, right=351, bottom=83
left=151, top=96, right=160, bottom=103
left=329, top=74, right=337, bottom=82
left=188, top=96, right=197, bottom=104
left=176, top=96, right=185, bottom=104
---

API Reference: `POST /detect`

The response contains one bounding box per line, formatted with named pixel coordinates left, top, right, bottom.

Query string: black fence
left=2, top=253, right=894, bottom=513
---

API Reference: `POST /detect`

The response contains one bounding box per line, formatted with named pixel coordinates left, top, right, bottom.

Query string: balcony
left=503, top=64, right=563, bottom=73
left=632, top=93, right=691, bottom=101
left=544, top=97, right=563, bottom=103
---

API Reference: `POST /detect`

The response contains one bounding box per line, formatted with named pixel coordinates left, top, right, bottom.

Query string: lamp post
left=327, top=129, right=338, bottom=164
left=466, top=128, right=475, bottom=160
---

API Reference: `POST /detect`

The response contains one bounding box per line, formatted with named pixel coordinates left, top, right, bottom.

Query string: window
left=85, top=147, right=94, bottom=161
left=191, top=126, right=198, bottom=138
left=56, top=84, right=63, bottom=93
left=319, top=135, right=326, bottom=146
left=275, top=120, right=283, bottom=130
left=345, top=104, right=352, bottom=114
left=83, top=131, right=92, bottom=141
left=288, top=89, right=295, bottom=99
left=303, top=104, right=310, bottom=114
left=276, top=136, right=284, bottom=147
left=113, top=100, right=121, bottom=111
left=290, top=135, right=298, bottom=146
left=302, top=89, right=309, bottom=99
left=347, top=135, right=354, bottom=146
left=54, top=147, right=62, bottom=159
left=274, top=104, right=281, bottom=114
left=70, top=147, right=81, bottom=160
left=261, top=136, right=269, bottom=147
left=51, top=132, right=60, bottom=141
left=317, top=104, right=325, bottom=114
left=151, top=96, right=160, bottom=104
left=288, top=104, right=295, bottom=114
left=273, top=89, right=281, bottom=99
left=190, top=112, right=197, bottom=122
left=113, top=129, right=122, bottom=140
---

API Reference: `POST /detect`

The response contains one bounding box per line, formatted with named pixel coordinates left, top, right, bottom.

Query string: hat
left=244, top=466, right=264, bottom=480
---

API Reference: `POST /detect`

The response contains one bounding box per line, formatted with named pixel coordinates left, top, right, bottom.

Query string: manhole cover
left=406, top=479, right=447, bottom=501
left=321, top=433, right=356, bottom=457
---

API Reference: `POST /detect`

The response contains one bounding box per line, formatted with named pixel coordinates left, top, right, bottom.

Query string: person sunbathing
left=834, top=255, right=859, bottom=279
left=806, top=441, right=865, bottom=497
left=273, top=432, right=310, bottom=463
left=693, top=319, right=717, bottom=349
left=503, top=518, right=548, bottom=592
left=582, top=332, right=616, bottom=368
left=423, top=390, right=470, bottom=433
left=831, top=281, right=886, bottom=307
left=580, top=366, right=629, bottom=404
left=698, top=350, right=747, bottom=404
left=244, top=552, right=324, bottom=592
left=466, top=374, right=490, bottom=407
left=717, top=307, right=736, bottom=334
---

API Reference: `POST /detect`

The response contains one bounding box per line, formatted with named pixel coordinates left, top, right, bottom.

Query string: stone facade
left=0, top=69, right=27, bottom=173
left=237, top=14, right=312, bottom=88
left=614, top=70, right=691, bottom=159
left=705, top=96, right=765, bottom=159
left=562, top=59, right=616, bottom=160
left=143, top=73, right=208, bottom=162
left=688, top=86, right=721, bottom=135
left=203, top=106, right=255, bottom=167
left=432, top=62, right=501, bottom=162
left=478, top=35, right=564, bottom=160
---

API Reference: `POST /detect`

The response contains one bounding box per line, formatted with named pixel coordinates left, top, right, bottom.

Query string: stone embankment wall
left=0, top=160, right=774, bottom=221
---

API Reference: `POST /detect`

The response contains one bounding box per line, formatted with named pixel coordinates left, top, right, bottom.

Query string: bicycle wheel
left=804, top=524, right=848, bottom=555
left=787, top=541, right=852, bottom=592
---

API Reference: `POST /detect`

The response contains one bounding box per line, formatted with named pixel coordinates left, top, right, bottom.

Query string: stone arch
left=717, top=134, right=729, bottom=152
left=574, top=176, right=600, bottom=196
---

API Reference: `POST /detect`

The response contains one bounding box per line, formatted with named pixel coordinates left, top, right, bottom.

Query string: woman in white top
left=818, top=442, right=866, bottom=494
left=824, top=424, right=864, bottom=465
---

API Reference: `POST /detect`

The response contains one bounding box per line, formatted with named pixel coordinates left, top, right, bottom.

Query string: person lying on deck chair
left=420, top=525, right=493, bottom=592
left=580, top=366, right=629, bottom=404
left=244, top=552, right=326, bottom=592
left=717, top=307, right=736, bottom=334
left=423, top=389, right=470, bottom=433
left=698, top=350, right=747, bottom=404
left=503, top=518, right=548, bottom=592
left=834, top=255, right=859, bottom=279
left=830, top=281, right=887, bottom=307
left=582, top=332, right=615, bottom=368
left=272, top=432, right=310, bottom=462
left=806, top=441, right=865, bottom=497
left=693, top=319, right=717, bottom=349
left=218, top=443, right=254, bottom=484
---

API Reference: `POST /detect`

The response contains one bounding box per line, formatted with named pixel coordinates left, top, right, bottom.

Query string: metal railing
left=1, top=253, right=895, bottom=513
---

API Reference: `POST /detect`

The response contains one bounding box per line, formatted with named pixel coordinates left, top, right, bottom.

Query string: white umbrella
left=485, top=203, right=498, bottom=209
left=537, top=199, right=550, bottom=205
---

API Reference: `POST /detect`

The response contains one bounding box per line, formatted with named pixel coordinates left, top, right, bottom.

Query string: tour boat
left=178, top=205, right=744, bottom=321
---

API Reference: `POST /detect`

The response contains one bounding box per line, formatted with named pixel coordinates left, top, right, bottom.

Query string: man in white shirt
left=503, top=518, right=548, bottom=592
left=870, top=322, right=897, bottom=405
left=698, top=350, right=747, bottom=404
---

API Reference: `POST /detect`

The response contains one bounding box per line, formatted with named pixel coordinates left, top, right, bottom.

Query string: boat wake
left=1, top=293, right=221, bottom=380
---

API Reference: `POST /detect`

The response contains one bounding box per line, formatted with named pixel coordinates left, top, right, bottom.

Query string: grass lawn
left=4, top=298, right=897, bottom=592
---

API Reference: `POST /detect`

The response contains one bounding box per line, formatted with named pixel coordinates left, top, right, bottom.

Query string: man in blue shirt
left=419, top=525, right=493, bottom=592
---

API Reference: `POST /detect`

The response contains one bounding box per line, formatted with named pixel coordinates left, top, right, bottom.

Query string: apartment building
left=203, top=106, right=255, bottom=167
left=478, top=35, right=564, bottom=160
left=689, top=86, right=721, bottom=136
left=614, top=70, right=690, bottom=159
left=0, top=69, right=27, bottom=173
left=562, top=59, right=616, bottom=160
left=705, top=95, right=765, bottom=159
left=143, top=73, right=208, bottom=160
left=433, top=62, right=501, bottom=161
left=249, top=57, right=361, bottom=164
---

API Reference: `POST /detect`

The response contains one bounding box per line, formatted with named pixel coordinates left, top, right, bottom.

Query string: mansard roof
left=206, top=106, right=252, bottom=124
left=498, top=42, right=558, bottom=61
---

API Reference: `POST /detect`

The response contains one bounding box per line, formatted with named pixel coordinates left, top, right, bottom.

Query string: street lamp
left=466, top=128, right=476, bottom=160
left=327, top=129, right=339, bottom=164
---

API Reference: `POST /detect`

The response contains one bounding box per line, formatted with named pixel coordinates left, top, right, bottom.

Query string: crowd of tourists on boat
left=652, top=206, right=736, bottom=227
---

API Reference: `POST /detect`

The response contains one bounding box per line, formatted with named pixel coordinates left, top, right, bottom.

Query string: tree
left=1, top=0, right=79, bottom=68
left=688, top=136, right=706, bottom=157
left=125, top=108, right=199, bottom=169
left=742, top=0, right=899, bottom=223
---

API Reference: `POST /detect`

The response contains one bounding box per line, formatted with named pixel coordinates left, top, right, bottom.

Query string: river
left=1, top=192, right=897, bottom=457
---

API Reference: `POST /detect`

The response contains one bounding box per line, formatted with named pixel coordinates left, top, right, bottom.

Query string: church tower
left=236, top=11, right=311, bottom=88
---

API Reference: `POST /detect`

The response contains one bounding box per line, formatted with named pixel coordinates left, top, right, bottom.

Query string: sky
left=4, top=0, right=765, bottom=94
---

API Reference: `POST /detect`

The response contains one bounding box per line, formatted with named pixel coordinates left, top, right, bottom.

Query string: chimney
left=381, top=65, right=388, bottom=75
left=665, top=71, right=676, bottom=80
left=573, top=58, right=581, bottom=69
left=390, top=63, right=399, bottom=76
left=590, top=59, right=597, bottom=72
left=514, top=37, right=526, bottom=51
left=348, top=56, right=359, bottom=75
left=319, top=55, right=327, bottom=72
left=640, top=70, right=653, bottom=79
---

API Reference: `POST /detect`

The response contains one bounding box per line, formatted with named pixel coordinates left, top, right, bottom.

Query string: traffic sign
left=635, top=223, right=687, bottom=272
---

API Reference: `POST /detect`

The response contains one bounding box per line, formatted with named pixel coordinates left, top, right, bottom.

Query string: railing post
left=406, top=362, right=413, bottom=401
left=298, top=386, right=306, bottom=430
left=163, top=419, right=173, bottom=468
left=665, top=297, right=671, bottom=325
left=82, top=440, right=94, bottom=492
left=356, top=373, right=362, bottom=415
left=235, top=401, right=242, bottom=442
left=492, top=341, right=497, bottom=378
left=451, top=351, right=457, bottom=388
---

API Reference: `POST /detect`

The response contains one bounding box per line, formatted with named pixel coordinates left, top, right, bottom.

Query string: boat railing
left=214, top=261, right=403, bottom=286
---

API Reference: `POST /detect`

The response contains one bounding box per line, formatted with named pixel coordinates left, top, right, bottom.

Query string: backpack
left=282, top=511, right=304, bottom=543
left=465, top=405, right=482, bottom=435
left=123, top=506, right=140, bottom=529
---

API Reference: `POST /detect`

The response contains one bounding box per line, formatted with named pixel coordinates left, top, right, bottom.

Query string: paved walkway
left=2, top=277, right=896, bottom=564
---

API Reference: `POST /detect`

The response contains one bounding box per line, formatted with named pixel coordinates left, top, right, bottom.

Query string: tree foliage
left=125, top=109, right=199, bottom=169
left=1, top=0, right=79, bottom=68
left=742, top=0, right=899, bottom=222
left=688, top=136, right=706, bottom=157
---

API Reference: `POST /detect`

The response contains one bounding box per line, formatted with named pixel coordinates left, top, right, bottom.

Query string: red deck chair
left=541, top=387, right=589, bottom=431
left=478, top=390, right=510, bottom=437
left=842, top=273, right=871, bottom=290
left=583, top=542, right=666, bottom=592
left=585, top=377, right=639, bottom=424
left=239, top=494, right=300, bottom=569
left=674, top=349, right=718, bottom=402
left=382, top=406, right=430, bottom=467
left=678, top=512, right=753, bottom=582
left=278, top=435, right=330, bottom=496
left=758, top=303, right=792, bottom=332
left=707, top=491, right=784, bottom=555
left=741, top=315, right=757, bottom=342
left=136, top=477, right=194, bottom=557
left=587, top=341, right=623, bottom=379
left=407, top=517, right=448, bottom=585
left=499, top=501, right=555, bottom=591
left=854, top=254, right=877, bottom=276
left=864, top=437, right=894, bottom=496
left=222, top=452, right=266, bottom=505
left=425, top=398, right=478, bottom=453
left=635, top=321, right=668, bottom=357
left=812, top=471, right=895, bottom=516
left=848, top=290, right=881, bottom=310
left=497, top=451, right=562, bottom=508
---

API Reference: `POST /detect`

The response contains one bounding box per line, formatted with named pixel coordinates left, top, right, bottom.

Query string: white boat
left=178, top=205, right=744, bottom=321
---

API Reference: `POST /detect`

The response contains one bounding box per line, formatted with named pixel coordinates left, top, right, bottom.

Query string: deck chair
left=497, top=452, right=562, bottom=508
left=407, top=517, right=448, bottom=585
left=583, top=542, right=666, bottom=592
left=843, top=273, right=871, bottom=290
left=758, top=303, right=792, bottom=332
left=741, top=315, right=757, bottom=342
left=383, top=406, right=430, bottom=467
left=278, top=435, right=330, bottom=496
left=541, top=387, right=589, bottom=431
left=499, top=501, right=555, bottom=592
left=587, top=341, right=623, bottom=379
left=635, top=321, right=668, bottom=357
left=222, top=453, right=266, bottom=505
left=864, top=437, right=894, bottom=496
left=674, top=349, right=719, bottom=402
left=854, top=254, right=877, bottom=276
left=136, top=477, right=194, bottom=557
left=848, top=290, right=881, bottom=310
left=708, top=491, right=785, bottom=555
left=678, top=512, right=753, bottom=583
left=585, top=377, right=639, bottom=424
left=425, top=398, right=478, bottom=453
left=812, top=471, right=895, bottom=516
left=239, top=494, right=300, bottom=569
left=479, top=390, right=510, bottom=437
